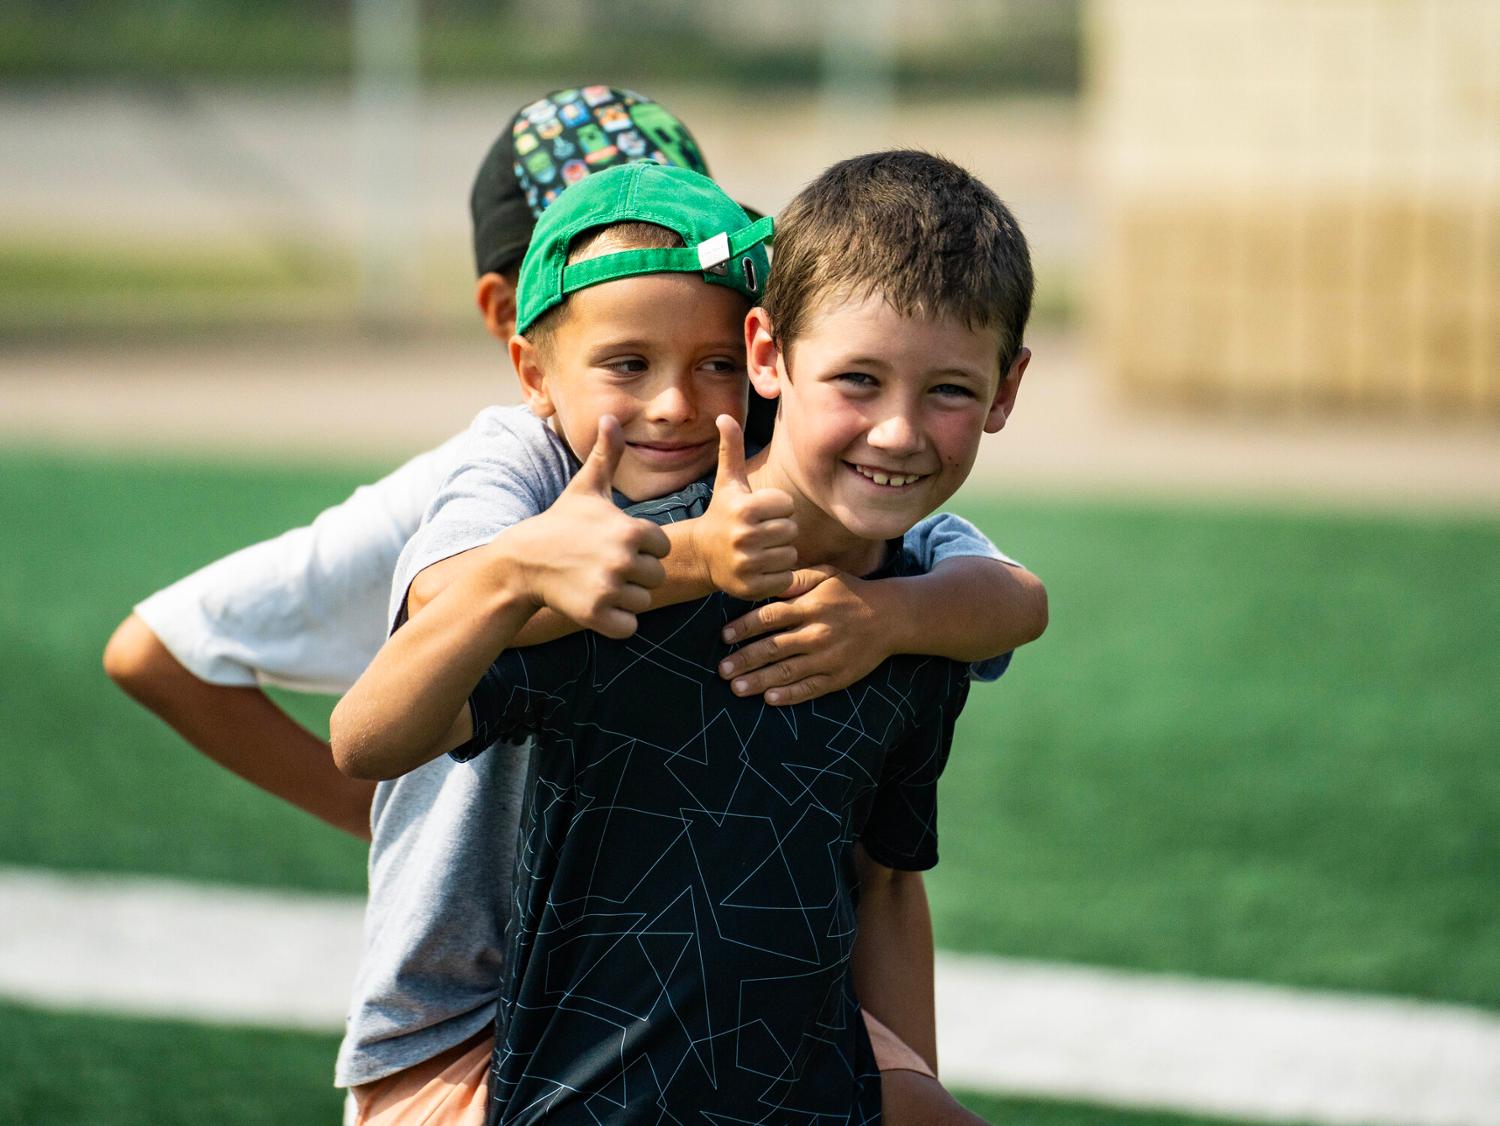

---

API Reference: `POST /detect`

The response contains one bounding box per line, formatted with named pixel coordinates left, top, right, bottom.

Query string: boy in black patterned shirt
left=335, top=150, right=1033, bottom=1123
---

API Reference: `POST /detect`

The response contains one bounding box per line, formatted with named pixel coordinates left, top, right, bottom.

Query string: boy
left=103, top=90, right=1042, bottom=1118
left=333, top=150, right=1033, bottom=1122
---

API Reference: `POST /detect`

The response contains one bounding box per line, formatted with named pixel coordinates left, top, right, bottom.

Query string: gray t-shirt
left=336, top=405, right=575, bottom=1086
left=336, top=403, right=1018, bottom=1086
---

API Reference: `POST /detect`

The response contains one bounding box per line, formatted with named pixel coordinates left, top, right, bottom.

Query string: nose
left=866, top=409, right=923, bottom=457
left=646, top=374, right=695, bottom=426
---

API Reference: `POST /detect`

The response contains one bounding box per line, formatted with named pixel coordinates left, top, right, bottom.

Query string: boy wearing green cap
left=334, top=151, right=1036, bottom=1122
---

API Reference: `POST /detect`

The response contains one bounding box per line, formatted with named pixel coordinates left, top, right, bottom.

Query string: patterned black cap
left=470, top=86, right=710, bottom=278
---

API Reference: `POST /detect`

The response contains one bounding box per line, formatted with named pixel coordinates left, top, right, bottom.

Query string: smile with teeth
left=851, top=463, right=926, bottom=488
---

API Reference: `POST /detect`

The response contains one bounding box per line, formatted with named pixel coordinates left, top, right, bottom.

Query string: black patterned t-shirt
left=459, top=481, right=970, bottom=1124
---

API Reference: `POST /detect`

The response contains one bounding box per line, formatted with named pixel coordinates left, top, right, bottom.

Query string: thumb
left=715, top=414, right=749, bottom=491
left=573, top=415, right=623, bottom=496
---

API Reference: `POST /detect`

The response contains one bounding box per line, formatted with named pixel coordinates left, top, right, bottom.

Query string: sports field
left=4, top=444, right=1497, bottom=1122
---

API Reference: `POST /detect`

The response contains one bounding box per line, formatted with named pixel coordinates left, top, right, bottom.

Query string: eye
left=836, top=371, right=877, bottom=388
left=700, top=355, right=745, bottom=375
left=604, top=357, right=648, bottom=375
left=931, top=382, right=977, bottom=399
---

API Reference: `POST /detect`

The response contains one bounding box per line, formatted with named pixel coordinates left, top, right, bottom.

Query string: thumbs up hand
left=689, top=415, right=797, bottom=600
left=516, top=416, right=670, bottom=638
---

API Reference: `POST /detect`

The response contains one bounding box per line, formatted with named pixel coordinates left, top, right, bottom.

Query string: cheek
left=587, top=385, right=639, bottom=423
left=702, top=378, right=748, bottom=418
left=930, top=413, right=983, bottom=468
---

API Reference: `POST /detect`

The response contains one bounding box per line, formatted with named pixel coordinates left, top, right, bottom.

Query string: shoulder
left=460, top=404, right=570, bottom=461
left=902, top=512, right=1017, bottom=569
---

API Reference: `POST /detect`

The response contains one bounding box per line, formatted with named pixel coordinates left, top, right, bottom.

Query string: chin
left=832, top=503, right=923, bottom=543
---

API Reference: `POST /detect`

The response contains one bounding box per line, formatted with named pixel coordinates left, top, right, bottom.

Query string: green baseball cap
left=515, top=161, right=773, bottom=335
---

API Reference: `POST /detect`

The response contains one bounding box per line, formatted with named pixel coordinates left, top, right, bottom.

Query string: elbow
left=103, top=614, right=172, bottom=703
left=329, top=702, right=398, bottom=781
left=331, top=742, right=395, bottom=782
left=1022, top=573, right=1049, bottom=644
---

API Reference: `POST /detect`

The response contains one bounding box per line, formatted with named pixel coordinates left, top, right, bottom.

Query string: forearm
left=851, top=850, right=938, bottom=1071
left=884, top=557, right=1047, bottom=662
left=417, top=520, right=715, bottom=649
left=333, top=536, right=541, bottom=779
left=103, top=615, right=375, bottom=841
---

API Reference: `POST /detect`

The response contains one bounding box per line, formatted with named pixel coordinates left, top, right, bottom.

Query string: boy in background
left=334, top=150, right=1035, bottom=1123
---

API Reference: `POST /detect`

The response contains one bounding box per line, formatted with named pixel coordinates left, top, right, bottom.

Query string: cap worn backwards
left=515, top=162, right=774, bottom=336
left=470, top=86, right=711, bottom=278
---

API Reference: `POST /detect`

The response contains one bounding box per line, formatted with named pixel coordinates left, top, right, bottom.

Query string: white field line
left=3, top=868, right=1499, bottom=1125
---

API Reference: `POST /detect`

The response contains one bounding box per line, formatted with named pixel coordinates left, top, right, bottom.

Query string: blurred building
left=1093, top=0, right=1499, bottom=413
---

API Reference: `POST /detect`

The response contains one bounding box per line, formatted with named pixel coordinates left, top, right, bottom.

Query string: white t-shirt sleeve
left=134, top=430, right=469, bottom=695
left=387, top=406, right=578, bottom=631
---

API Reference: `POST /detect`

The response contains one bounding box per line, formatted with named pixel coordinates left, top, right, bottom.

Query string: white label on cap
left=697, top=232, right=730, bottom=272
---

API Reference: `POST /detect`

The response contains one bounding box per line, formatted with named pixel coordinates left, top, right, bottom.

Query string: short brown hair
left=763, top=150, right=1034, bottom=371
left=525, top=221, right=685, bottom=349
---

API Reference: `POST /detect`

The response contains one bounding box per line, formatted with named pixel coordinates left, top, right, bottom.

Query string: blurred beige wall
left=1092, top=0, right=1500, bottom=414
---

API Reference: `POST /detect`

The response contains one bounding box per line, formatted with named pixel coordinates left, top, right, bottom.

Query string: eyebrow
left=841, top=354, right=985, bottom=381
left=590, top=336, right=745, bottom=354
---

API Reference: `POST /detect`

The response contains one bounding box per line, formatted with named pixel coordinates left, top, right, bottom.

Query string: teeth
left=856, top=466, right=921, bottom=487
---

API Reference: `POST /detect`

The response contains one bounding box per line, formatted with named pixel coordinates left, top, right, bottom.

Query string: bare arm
left=407, top=512, right=766, bottom=646
left=103, top=614, right=377, bottom=840
left=718, top=557, right=1048, bottom=705
left=850, top=846, right=938, bottom=1072
left=406, top=416, right=797, bottom=645
left=333, top=418, right=671, bottom=780
left=330, top=536, right=541, bottom=780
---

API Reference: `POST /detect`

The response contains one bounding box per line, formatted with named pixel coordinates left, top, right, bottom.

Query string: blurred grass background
left=5, top=446, right=1497, bottom=1010
left=11, top=445, right=1462, bottom=1123
left=0, top=1001, right=1254, bottom=1124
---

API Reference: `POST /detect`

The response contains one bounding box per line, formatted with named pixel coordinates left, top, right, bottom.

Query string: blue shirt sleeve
left=902, top=513, right=1018, bottom=683
left=904, top=512, right=1017, bottom=569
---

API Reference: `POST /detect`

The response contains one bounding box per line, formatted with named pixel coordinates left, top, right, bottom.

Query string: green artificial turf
left=958, top=1089, right=1277, bottom=1126
left=0, top=1001, right=345, bottom=1125
left=930, top=496, right=1500, bottom=1009
left=0, top=449, right=371, bottom=893
left=3, top=448, right=1498, bottom=1011
left=0, top=999, right=1269, bottom=1126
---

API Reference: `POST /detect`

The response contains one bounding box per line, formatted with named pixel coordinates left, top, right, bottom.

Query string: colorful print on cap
left=510, top=88, right=708, bottom=215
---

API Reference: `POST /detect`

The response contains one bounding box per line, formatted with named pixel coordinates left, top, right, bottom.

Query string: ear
left=509, top=334, right=556, bottom=419
left=475, top=273, right=518, bottom=342
left=983, top=346, right=1029, bottom=433
left=745, top=307, right=785, bottom=401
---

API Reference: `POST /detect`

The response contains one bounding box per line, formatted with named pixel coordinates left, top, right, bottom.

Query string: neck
left=745, top=447, right=890, bottom=578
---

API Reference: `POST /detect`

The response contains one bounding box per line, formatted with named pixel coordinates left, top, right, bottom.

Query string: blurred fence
left=1094, top=0, right=1500, bottom=414
left=1, top=0, right=1080, bottom=93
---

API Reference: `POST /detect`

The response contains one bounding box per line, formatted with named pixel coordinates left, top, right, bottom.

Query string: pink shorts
left=349, top=1029, right=491, bottom=1126
left=347, top=1010, right=933, bottom=1123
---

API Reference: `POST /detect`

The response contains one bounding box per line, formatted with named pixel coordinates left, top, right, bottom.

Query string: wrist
left=683, top=518, right=717, bottom=593
left=859, top=577, right=907, bottom=659
left=481, top=524, right=547, bottom=617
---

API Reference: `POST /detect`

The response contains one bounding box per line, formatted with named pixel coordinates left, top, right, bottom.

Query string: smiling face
left=512, top=272, right=750, bottom=501
left=746, top=292, right=1026, bottom=565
